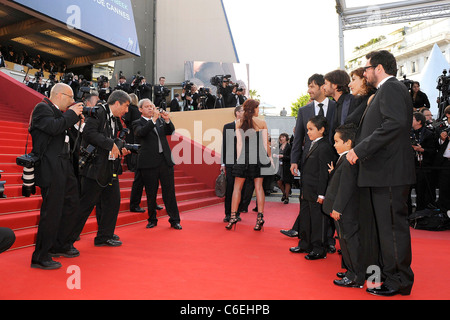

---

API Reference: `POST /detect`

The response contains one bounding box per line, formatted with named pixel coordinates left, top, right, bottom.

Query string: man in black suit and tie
left=153, top=76, right=169, bottom=109
left=68, top=90, right=131, bottom=248
left=284, top=74, right=336, bottom=239
left=347, top=50, right=415, bottom=296
left=133, top=99, right=182, bottom=229
left=30, top=83, right=83, bottom=269
left=435, top=106, right=450, bottom=212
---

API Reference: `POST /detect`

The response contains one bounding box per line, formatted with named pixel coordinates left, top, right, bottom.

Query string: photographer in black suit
left=133, top=99, right=182, bottom=229
left=410, top=112, right=438, bottom=212
left=68, top=90, right=131, bottom=248
left=30, top=83, right=83, bottom=269
left=347, top=50, right=415, bottom=296
left=154, top=76, right=169, bottom=110
left=131, top=76, right=152, bottom=100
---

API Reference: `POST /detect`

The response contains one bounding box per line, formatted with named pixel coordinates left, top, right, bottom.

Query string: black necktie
left=318, top=103, right=324, bottom=117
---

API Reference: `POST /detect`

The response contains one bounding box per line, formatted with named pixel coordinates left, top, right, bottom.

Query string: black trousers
left=140, top=157, right=180, bottom=225
left=437, top=159, right=450, bottom=211
left=369, top=185, right=414, bottom=293
left=32, top=158, right=79, bottom=262
left=0, top=227, right=15, bottom=254
left=334, top=207, right=364, bottom=285
left=69, top=176, right=121, bottom=244
left=129, top=168, right=145, bottom=209
left=297, top=198, right=331, bottom=256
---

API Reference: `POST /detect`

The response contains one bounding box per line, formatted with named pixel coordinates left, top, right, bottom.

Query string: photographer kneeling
left=68, top=90, right=131, bottom=247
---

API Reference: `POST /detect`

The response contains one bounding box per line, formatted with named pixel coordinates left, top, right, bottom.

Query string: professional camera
left=401, top=75, right=414, bottom=92
left=210, top=75, right=231, bottom=87
left=432, top=118, right=450, bottom=135
left=63, top=72, right=74, bottom=84
left=182, top=80, right=194, bottom=92
left=437, top=69, right=450, bottom=119
left=21, top=167, right=36, bottom=197
left=115, top=128, right=140, bottom=154
left=82, top=105, right=100, bottom=117
left=133, top=72, right=144, bottom=85
left=79, top=144, right=97, bottom=171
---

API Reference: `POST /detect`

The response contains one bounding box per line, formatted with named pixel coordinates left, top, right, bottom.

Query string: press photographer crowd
left=1, top=49, right=450, bottom=298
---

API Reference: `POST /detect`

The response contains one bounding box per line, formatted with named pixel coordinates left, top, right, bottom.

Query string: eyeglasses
left=60, top=93, right=74, bottom=99
left=363, top=65, right=378, bottom=72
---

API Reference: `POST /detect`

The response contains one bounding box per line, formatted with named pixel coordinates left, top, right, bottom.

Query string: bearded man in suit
left=347, top=50, right=415, bottom=297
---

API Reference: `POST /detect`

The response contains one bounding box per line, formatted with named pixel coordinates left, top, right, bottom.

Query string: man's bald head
left=49, top=83, right=74, bottom=111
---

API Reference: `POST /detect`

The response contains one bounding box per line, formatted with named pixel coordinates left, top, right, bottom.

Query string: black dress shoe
left=171, top=223, right=182, bottom=230
left=146, top=222, right=157, bottom=228
left=280, top=229, right=298, bottom=237
left=289, top=246, right=309, bottom=253
left=366, top=284, right=410, bottom=296
left=94, top=239, right=122, bottom=247
left=156, top=205, right=163, bottom=210
left=31, top=259, right=62, bottom=270
left=327, top=245, right=336, bottom=253
left=223, top=216, right=230, bottom=222
left=49, top=247, right=80, bottom=258
left=333, top=277, right=363, bottom=288
left=130, top=207, right=145, bottom=213
left=337, top=271, right=346, bottom=278
left=113, top=234, right=120, bottom=241
left=305, top=252, right=326, bottom=260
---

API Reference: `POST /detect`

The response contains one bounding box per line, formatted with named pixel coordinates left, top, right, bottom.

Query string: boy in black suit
left=292, top=116, right=336, bottom=260
left=323, top=123, right=364, bottom=288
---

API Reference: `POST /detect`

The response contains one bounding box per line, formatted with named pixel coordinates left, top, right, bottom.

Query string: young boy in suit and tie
left=323, top=123, right=364, bottom=288
left=295, top=116, right=336, bottom=260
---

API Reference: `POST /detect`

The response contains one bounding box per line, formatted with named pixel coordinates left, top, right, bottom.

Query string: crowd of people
left=1, top=48, right=449, bottom=299
left=220, top=50, right=449, bottom=297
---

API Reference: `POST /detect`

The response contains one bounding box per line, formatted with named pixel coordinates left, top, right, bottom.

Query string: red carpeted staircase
left=0, top=101, right=223, bottom=250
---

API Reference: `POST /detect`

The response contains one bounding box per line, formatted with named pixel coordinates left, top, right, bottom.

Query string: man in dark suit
left=30, top=83, right=83, bottom=269
left=284, top=74, right=336, bottom=239
left=410, top=112, right=438, bottom=212
left=114, top=75, right=132, bottom=93
left=323, top=69, right=358, bottom=132
left=68, top=90, right=131, bottom=248
left=132, top=76, right=152, bottom=100
left=153, top=76, right=169, bottom=109
left=133, top=99, right=182, bottom=229
left=169, top=94, right=182, bottom=112
left=347, top=50, right=415, bottom=296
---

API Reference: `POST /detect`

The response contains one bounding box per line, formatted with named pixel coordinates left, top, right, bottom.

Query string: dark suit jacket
left=300, top=138, right=336, bottom=202
left=133, top=117, right=175, bottom=169
left=79, top=104, right=119, bottom=186
left=435, top=138, right=450, bottom=166
left=353, top=77, right=415, bottom=187
left=221, top=121, right=237, bottom=167
left=170, top=98, right=181, bottom=112
left=291, top=100, right=337, bottom=167
left=323, top=155, right=359, bottom=215
left=30, top=99, right=80, bottom=187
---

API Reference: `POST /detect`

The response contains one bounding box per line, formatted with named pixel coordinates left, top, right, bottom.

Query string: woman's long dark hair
left=240, top=99, right=260, bottom=132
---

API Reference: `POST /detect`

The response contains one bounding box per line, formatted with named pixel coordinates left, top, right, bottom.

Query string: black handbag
left=215, top=171, right=226, bottom=197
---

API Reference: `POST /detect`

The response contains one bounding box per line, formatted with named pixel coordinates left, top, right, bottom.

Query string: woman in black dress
left=226, top=99, right=271, bottom=231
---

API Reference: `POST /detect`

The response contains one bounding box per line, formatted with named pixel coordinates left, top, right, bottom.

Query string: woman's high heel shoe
left=254, top=213, right=265, bottom=231
left=225, top=212, right=238, bottom=230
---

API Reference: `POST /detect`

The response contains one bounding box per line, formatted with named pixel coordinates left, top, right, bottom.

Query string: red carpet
left=1, top=200, right=449, bottom=301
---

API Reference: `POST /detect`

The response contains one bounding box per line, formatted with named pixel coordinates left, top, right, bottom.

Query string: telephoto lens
left=21, top=167, right=36, bottom=197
